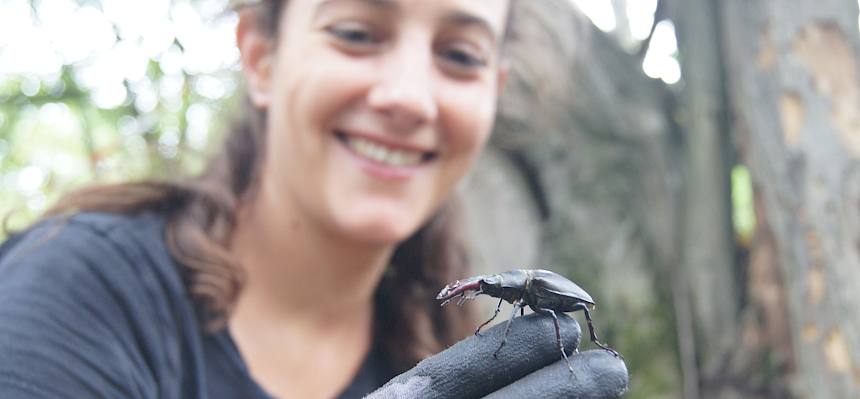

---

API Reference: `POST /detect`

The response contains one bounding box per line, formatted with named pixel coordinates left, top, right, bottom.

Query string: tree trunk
left=715, top=0, right=860, bottom=397
left=671, top=0, right=742, bottom=397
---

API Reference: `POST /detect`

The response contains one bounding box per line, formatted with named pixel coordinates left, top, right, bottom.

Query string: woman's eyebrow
left=443, top=11, right=499, bottom=45
left=315, top=0, right=399, bottom=14
left=313, top=0, right=498, bottom=43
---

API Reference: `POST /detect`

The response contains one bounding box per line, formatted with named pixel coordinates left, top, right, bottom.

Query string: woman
left=0, top=0, right=628, bottom=397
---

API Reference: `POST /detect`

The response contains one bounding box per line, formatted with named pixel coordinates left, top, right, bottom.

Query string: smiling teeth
left=347, top=137, right=424, bottom=166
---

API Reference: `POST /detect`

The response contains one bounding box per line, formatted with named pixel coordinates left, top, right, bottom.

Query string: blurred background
left=3, top=0, right=860, bottom=398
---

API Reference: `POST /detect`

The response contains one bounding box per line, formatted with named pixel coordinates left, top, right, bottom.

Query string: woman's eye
left=440, top=47, right=487, bottom=69
left=326, top=23, right=378, bottom=46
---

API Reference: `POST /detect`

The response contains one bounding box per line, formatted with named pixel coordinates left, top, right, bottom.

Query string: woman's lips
left=335, top=130, right=436, bottom=166
left=334, top=130, right=437, bottom=180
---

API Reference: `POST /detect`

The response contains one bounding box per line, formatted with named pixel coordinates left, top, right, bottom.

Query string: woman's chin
left=331, top=202, right=429, bottom=246
left=341, top=218, right=419, bottom=246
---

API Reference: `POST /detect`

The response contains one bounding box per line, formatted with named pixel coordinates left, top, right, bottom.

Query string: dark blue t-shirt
left=0, top=212, right=391, bottom=398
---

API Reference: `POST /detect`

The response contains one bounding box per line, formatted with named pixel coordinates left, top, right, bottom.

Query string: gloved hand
left=366, top=312, right=628, bottom=398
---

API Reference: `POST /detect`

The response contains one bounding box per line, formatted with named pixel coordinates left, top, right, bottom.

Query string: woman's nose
left=367, top=45, right=438, bottom=130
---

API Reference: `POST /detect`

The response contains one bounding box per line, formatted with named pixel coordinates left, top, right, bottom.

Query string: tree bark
left=716, top=0, right=860, bottom=397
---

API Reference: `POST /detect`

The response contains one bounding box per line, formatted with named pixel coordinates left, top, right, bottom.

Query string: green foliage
left=731, top=164, right=756, bottom=245
left=0, top=0, right=240, bottom=236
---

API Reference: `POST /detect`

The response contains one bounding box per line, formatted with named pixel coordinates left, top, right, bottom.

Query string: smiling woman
left=0, top=0, right=627, bottom=398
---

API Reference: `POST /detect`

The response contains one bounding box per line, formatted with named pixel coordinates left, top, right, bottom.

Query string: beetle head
left=477, top=274, right=504, bottom=297
left=482, top=275, right=502, bottom=286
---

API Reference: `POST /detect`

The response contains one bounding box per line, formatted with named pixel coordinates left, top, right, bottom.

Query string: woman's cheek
left=298, top=60, right=379, bottom=130
left=439, top=80, right=498, bottom=155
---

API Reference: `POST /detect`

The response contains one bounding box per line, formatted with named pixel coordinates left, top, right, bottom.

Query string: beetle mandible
left=436, top=269, right=620, bottom=373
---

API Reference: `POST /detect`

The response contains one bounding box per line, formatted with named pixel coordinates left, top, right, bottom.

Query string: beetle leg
left=456, top=289, right=482, bottom=306
left=475, top=297, right=504, bottom=336
left=572, top=303, right=621, bottom=358
left=539, top=308, right=574, bottom=373
left=493, top=300, right=524, bottom=358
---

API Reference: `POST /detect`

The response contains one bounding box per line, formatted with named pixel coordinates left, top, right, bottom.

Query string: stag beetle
left=436, top=269, right=619, bottom=373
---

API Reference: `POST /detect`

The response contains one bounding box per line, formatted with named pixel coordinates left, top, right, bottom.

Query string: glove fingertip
left=483, top=349, right=629, bottom=399
left=381, top=313, right=584, bottom=398
left=580, top=350, right=629, bottom=397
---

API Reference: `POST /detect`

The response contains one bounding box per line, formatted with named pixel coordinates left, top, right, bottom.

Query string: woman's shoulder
left=1, top=211, right=173, bottom=285
left=0, top=211, right=203, bottom=398
left=0, top=211, right=196, bottom=332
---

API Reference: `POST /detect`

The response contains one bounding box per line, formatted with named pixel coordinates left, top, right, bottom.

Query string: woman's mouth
left=335, top=131, right=436, bottom=168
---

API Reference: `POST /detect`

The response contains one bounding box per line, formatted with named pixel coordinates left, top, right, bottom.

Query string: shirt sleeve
left=0, top=219, right=163, bottom=399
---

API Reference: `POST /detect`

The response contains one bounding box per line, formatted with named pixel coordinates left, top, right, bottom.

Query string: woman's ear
left=237, top=9, right=275, bottom=108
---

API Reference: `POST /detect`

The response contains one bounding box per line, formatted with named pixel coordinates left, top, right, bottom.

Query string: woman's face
left=246, top=0, right=509, bottom=245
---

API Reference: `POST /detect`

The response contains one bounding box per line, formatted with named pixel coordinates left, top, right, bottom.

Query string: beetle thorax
left=480, top=271, right=528, bottom=303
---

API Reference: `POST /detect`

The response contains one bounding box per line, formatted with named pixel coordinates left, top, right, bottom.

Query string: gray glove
left=367, top=313, right=628, bottom=398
